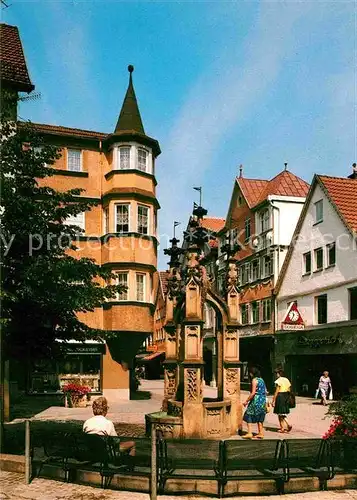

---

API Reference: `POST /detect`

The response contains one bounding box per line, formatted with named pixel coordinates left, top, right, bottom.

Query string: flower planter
left=70, top=393, right=87, bottom=407
left=63, top=383, right=91, bottom=408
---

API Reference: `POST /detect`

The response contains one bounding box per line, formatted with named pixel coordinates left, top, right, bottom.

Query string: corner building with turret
left=28, top=67, right=161, bottom=400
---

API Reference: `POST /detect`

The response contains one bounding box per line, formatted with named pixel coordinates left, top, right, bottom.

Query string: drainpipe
left=270, top=200, right=280, bottom=332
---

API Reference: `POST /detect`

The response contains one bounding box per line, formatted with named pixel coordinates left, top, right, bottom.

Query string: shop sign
left=281, top=302, right=304, bottom=330
left=297, top=335, right=344, bottom=348
left=66, top=344, right=105, bottom=354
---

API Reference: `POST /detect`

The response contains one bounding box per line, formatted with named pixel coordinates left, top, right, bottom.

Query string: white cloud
left=157, top=2, right=314, bottom=267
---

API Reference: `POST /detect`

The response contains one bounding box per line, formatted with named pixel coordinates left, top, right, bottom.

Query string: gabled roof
left=318, top=176, right=357, bottom=234
left=237, top=169, right=309, bottom=209
left=275, top=174, right=357, bottom=295
left=114, top=65, right=145, bottom=135
left=255, top=170, right=309, bottom=206
left=237, top=178, right=268, bottom=208
left=0, top=23, right=34, bottom=92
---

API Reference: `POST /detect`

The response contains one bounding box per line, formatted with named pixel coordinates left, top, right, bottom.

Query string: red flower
left=62, top=383, right=91, bottom=395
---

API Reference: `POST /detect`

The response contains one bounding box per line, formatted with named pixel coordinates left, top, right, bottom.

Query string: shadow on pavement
left=130, top=390, right=151, bottom=400
left=10, top=394, right=64, bottom=420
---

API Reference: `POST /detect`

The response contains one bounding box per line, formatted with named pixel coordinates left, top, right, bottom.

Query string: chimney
left=348, top=163, right=357, bottom=179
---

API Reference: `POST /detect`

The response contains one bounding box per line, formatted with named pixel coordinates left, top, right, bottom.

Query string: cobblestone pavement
left=9, top=380, right=334, bottom=440
left=0, top=471, right=356, bottom=500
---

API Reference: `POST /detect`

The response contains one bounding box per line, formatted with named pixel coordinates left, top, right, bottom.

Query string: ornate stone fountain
left=146, top=204, right=242, bottom=438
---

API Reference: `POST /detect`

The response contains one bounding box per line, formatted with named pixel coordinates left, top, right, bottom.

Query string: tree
left=0, top=115, right=123, bottom=362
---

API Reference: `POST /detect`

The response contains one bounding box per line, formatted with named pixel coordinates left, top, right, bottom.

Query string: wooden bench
left=159, top=438, right=223, bottom=496
left=282, top=438, right=333, bottom=490
left=221, top=440, right=286, bottom=496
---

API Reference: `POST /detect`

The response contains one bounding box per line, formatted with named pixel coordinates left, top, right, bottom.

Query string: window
left=315, top=199, right=323, bottom=223
left=241, top=304, right=249, bottom=324
left=33, top=146, right=47, bottom=167
left=316, top=294, right=327, bottom=324
left=136, top=273, right=145, bottom=302
left=314, top=247, right=323, bottom=271
left=251, top=259, right=260, bottom=281
left=115, top=204, right=130, bottom=232
left=260, top=209, right=270, bottom=233
left=327, top=242, right=336, bottom=266
left=67, top=149, right=81, bottom=172
left=65, top=212, right=85, bottom=232
left=137, top=148, right=147, bottom=172
left=349, top=287, right=357, bottom=320
left=244, top=218, right=251, bottom=241
left=231, top=227, right=238, bottom=244
left=103, top=207, right=109, bottom=234
left=263, top=255, right=273, bottom=277
left=119, top=147, right=130, bottom=169
left=262, top=299, right=272, bottom=322
left=241, top=263, right=250, bottom=284
left=251, top=301, right=260, bottom=323
left=237, top=196, right=242, bottom=206
left=303, top=251, right=312, bottom=274
left=137, top=205, right=149, bottom=234
left=117, top=273, right=128, bottom=300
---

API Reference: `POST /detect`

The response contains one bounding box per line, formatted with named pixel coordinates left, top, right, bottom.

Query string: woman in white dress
left=318, top=371, right=332, bottom=405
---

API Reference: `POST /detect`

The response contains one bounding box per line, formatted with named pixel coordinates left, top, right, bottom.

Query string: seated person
left=83, top=396, right=135, bottom=456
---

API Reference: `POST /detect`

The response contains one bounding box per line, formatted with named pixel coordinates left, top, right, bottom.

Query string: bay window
left=137, top=205, right=149, bottom=234
left=119, top=146, right=130, bottom=169
left=115, top=204, right=130, bottom=232
left=136, top=273, right=145, bottom=302
left=137, top=148, right=148, bottom=172
left=117, top=272, right=128, bottom=300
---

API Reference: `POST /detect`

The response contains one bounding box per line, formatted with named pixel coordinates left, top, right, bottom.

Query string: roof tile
left=318, top=175, right=357, bottom=234
left=237, top=170, right=309, bottom=208
left=0, top=23, right=34, bottom=91
left=24, top=122, right=107, bottom=140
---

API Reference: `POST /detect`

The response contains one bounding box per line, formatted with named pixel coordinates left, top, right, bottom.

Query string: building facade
left=216, top=167, right=309, bottom=388
left=275, top=173, right=357, bottom=397
left=31, top=67, right=160, bottom=400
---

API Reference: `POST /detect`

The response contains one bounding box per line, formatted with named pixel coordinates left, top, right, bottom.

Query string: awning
left=137, top=351, right=165, bottom=362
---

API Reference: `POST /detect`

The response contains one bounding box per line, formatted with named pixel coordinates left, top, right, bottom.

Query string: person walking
left=272, top=369, right=292, bottom=433
left=318, top=370, right=332, bottom=405
left=242, top=367, right=267, bottom=439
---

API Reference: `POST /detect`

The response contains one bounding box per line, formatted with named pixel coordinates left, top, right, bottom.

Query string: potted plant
left=62, top=383, right=91, bottom=408
left=323, top=395, right=357, bottom=469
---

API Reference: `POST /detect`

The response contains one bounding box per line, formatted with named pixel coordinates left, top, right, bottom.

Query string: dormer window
left=137, top=148, right=147, bottom=172
left=119, top=146, right=130, bottom=169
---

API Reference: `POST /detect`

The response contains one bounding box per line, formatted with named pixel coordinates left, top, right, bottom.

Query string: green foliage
left=327, top=395, right=357, bottom=427
left=0, top=111, right=124, bottom=360
left=324, top=395, right=357, bottom=439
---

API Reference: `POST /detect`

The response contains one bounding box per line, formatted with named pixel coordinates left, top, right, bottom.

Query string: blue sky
left=3, top=1, right=356, bottom=268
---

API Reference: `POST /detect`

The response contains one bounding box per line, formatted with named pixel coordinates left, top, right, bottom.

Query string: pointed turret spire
left=114, top=65, right=145, bottom=134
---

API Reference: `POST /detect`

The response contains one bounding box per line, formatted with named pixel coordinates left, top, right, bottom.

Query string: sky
left=3, top=0, right=356, bottom=268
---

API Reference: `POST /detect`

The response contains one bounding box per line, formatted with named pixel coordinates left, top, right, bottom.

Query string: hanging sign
left=281, top=302, right=305, bottom=330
